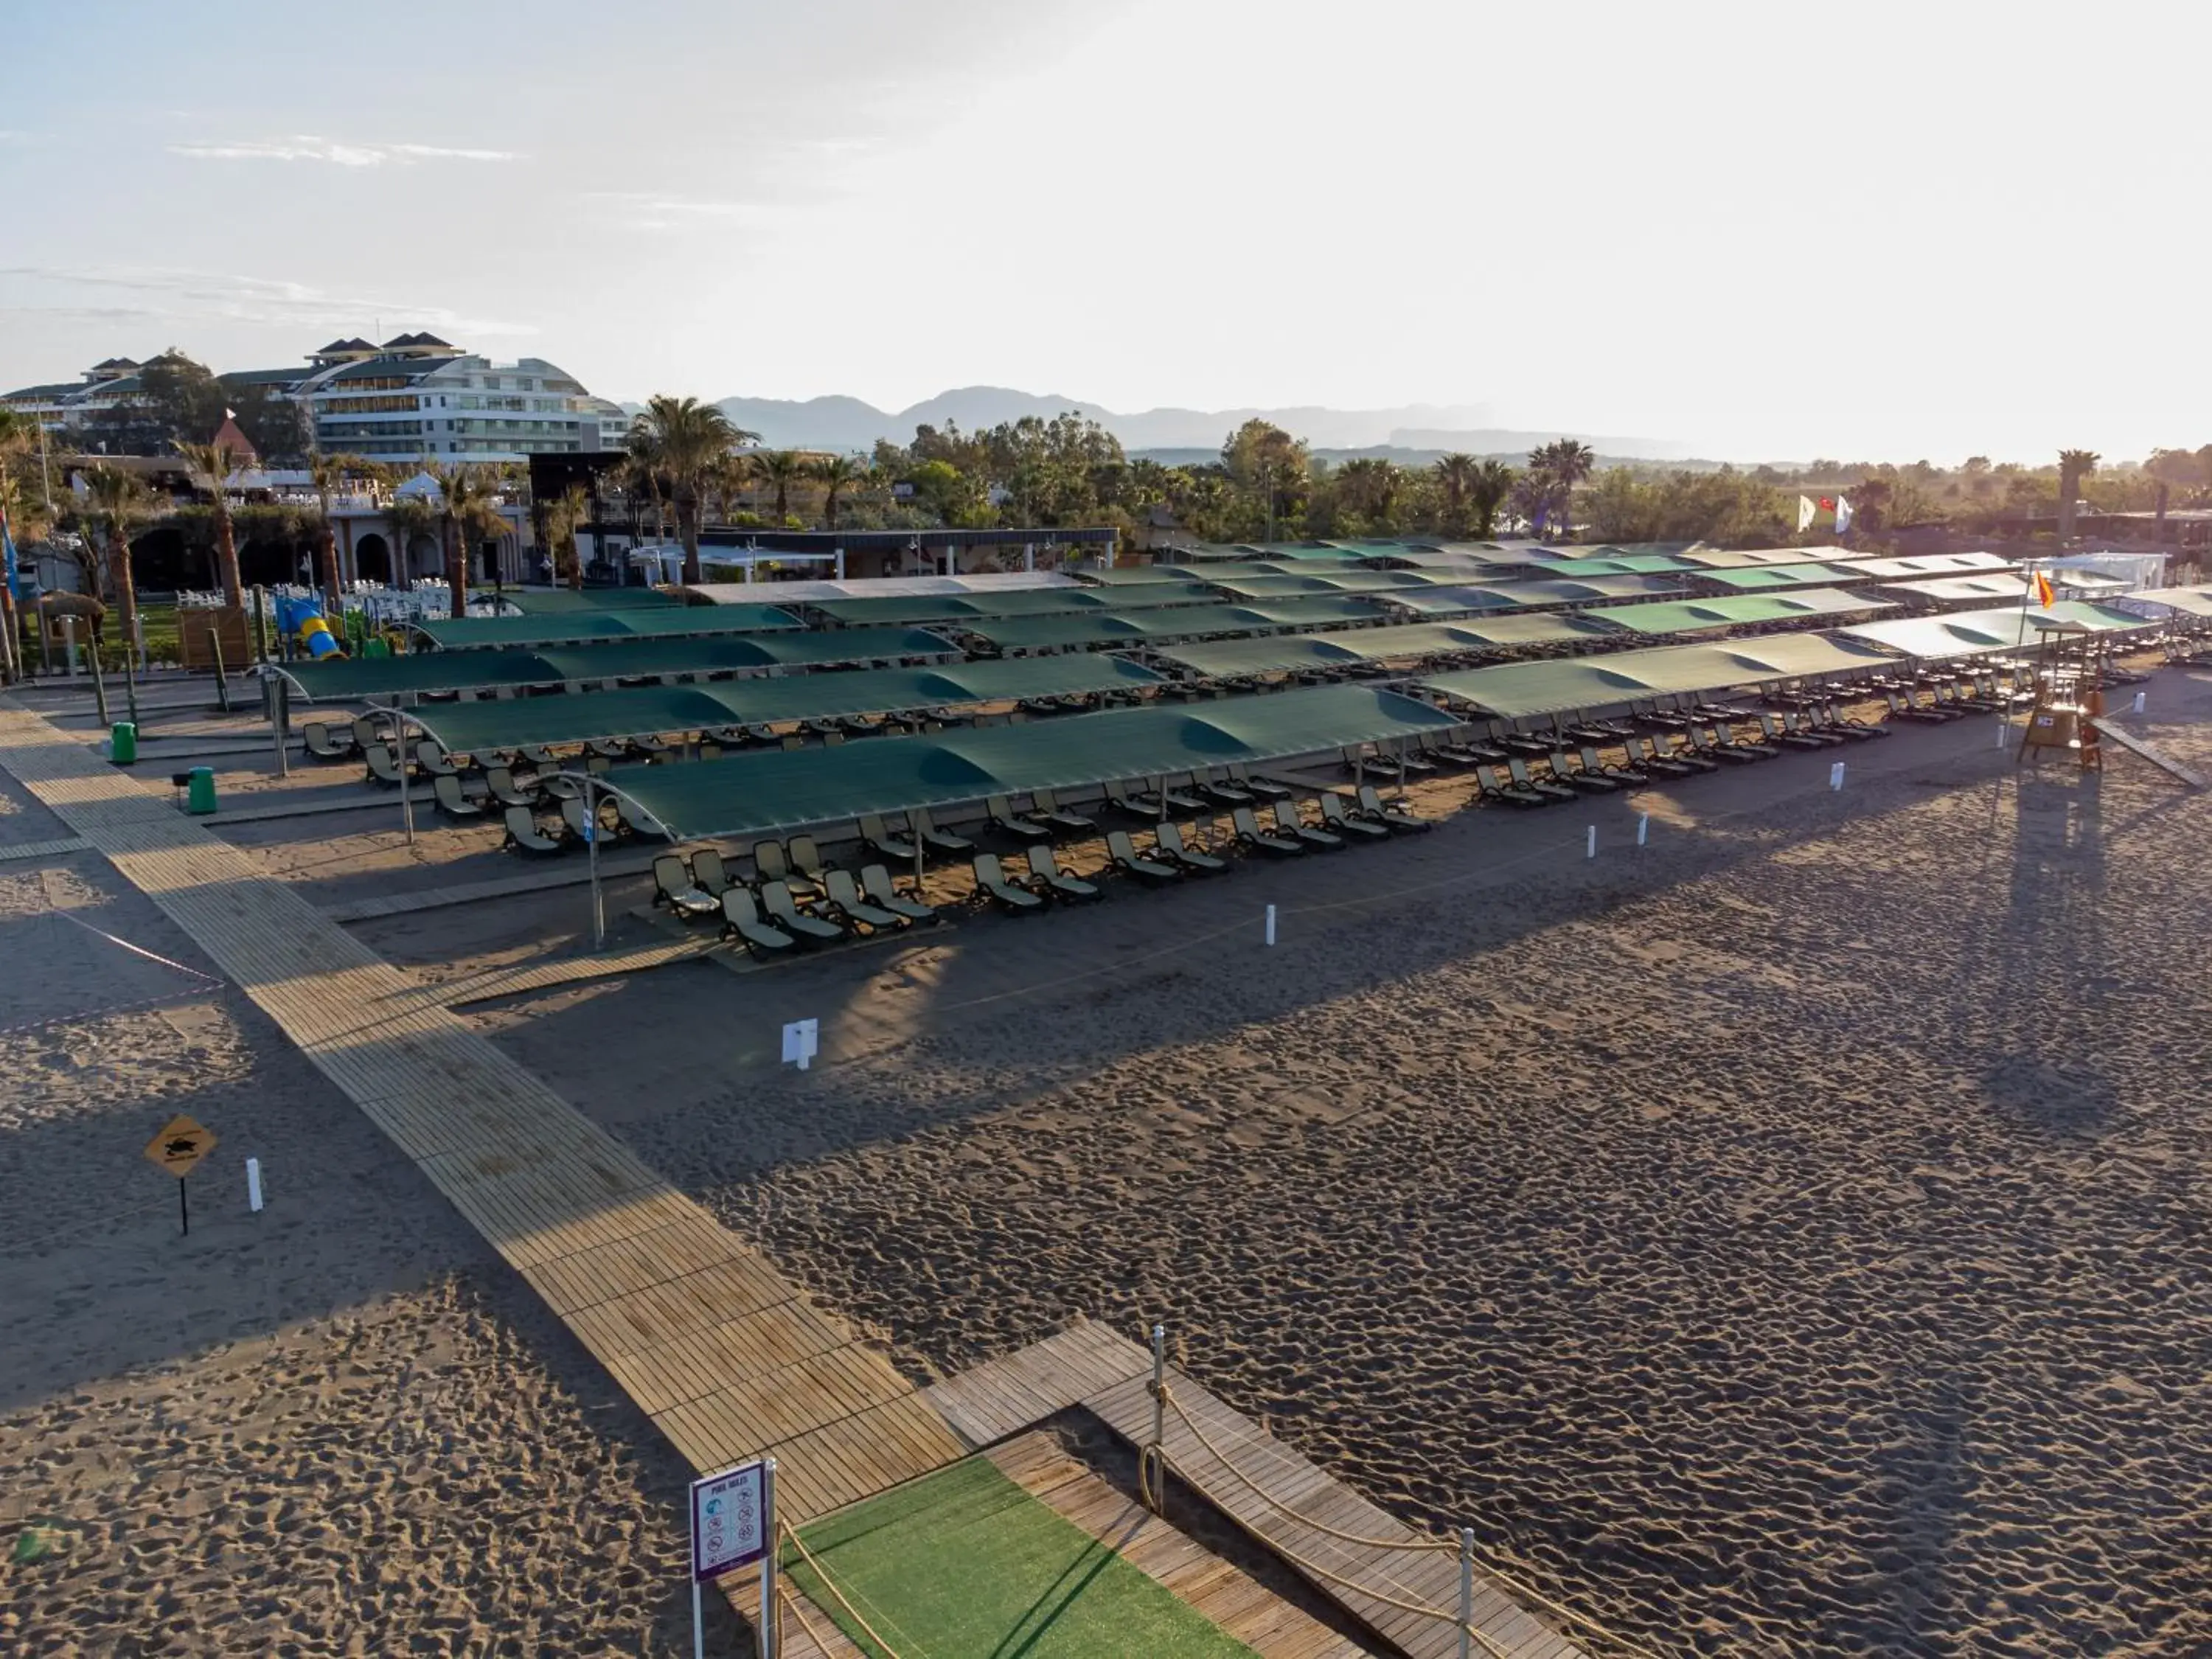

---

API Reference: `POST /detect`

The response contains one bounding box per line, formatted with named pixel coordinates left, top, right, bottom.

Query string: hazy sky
left=2, top=0, right=2202, bottom=462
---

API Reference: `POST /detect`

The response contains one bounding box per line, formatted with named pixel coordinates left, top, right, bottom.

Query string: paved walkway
left=0, top=699, right=964, bottom=1530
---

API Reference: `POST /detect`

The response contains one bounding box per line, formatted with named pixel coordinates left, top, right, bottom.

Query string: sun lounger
left=482, top=765, right=539, bottom=809
left=1158, top=776, right=1207, bottom=813
left=1506, top=757, right=1576, bottom=801
left=362, top=742, right=408, bottom=785
left=987, top=794, right=1054, bottom=844
left=1475, top=765, right=1549, bottom=809
left=1547, top=750, right=1618, bottom=793
left=859, top=812, right=919, bottom=863
left=1197, top=771, right=1255, bottom=807
left=911, top=804, right=975, bottom=857
left=1884, top=689, right=1952, bottom=725
left=1813, top=702, right=1885, bottom=741
left=1717, top=720, right=1780, bottom=759
left=1026, top=844, right=1102, bottom=901
left=1231, top=806, right=1303, bottom=856
left=720, top=888, right=796, bottom=956
left=1271, top=799, right=1343, bottom=850
left=761, top=879, right=844, bottom=942
left=302, top=720, right=356, bottom=761
left=973, top=852, right=1046, bottom=911
left=787, top=835, right=834, bottom=888
left=412, top=742, right=460, bottom=779
left=1634, top=733, right=1710, bottom=776
left=1355, top=784, right=1432, bottom=832
left=823, top=868, right=904, bottom=931
left=517, top=744, right=558, bottom=768
left=561, top=794, right=621, bottom=842
left=350, top=715, right=384, bottom=752
left=860, top=863, right=939, bottom=922
left=502, top=804, right=567, bottom=855
left=1106, top=829, right=1182, bottom=882
left=682, top=849, right=734, bottom=897
left=654, top=855, right=721, bottom=921
left=1764, top=712, right=1832, bottom=751
left=1318, top=793, right=1389, bottom=841
left=431, top=773, right=484, bottom=818
left=1228, top=763, right=1293, bottom=801
left=1686, top=726, right=1759, bottom=765
left=616, top=799, right=668, bottom=838
left=751, top=840, right=815, bottom=895
left=1028, top=788, right=1096, bottom=835
left=1582, top=744, right=1646, bottom=787
left=1154, top=821, right=1228, bottom=873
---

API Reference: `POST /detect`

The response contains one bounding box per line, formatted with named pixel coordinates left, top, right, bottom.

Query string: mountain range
left=708, top=386, right=1700, bottom=464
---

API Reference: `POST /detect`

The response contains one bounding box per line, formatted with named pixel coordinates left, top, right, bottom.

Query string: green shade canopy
left=808, top=585, right=1203, bottom=627
left=1595, top=588, right=1891, bottom=636
left=275, top=627, right=961, bottom=701
left=1834, top=552, right=2015, bottom=578
left=1696, top=562, right=1866, bottom=591
left=602, top=683, right=1461, bottom=842
left=1836, top=602, right=2160, bottom=659
left=1525, top=554, right=1696, bottom=576
left=490, top=587, right=681, bottom=613
left=406, top=656, right=1168, bottom=754
left=1870, top=574, right=2039, bottom=605
left=2143, top=584, right=2212, bottom=618
left=1200, top=569, right=1438, bottom=597
left=1076, top=565, right=1206, bottom=585
left=960, top=598, right=1391, bottom=653
left=1384, top=576, right=1688, bottom=616
left=1676, top=546, right=1848, bottom=569
left=1421, top=632, right=1902, bottom=719
left=1152, top=613, right=1621, bottom=678
left=412, top=603, right=801, bottom=650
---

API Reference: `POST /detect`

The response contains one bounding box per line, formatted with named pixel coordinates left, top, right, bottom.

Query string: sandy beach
left=0, top=787, right=737, bottom=1656
left=461, top=667, right=2212, bottom=1657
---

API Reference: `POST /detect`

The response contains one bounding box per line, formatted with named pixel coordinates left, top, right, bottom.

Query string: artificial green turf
left=782, top=1456, right=1256, bottom=1659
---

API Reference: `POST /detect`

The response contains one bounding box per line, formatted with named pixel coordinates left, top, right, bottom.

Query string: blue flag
left=1, top=513, right=20, bottom=602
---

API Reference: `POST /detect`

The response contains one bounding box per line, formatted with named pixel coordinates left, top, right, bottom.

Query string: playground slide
left=274, top=596, right=345, bottom=660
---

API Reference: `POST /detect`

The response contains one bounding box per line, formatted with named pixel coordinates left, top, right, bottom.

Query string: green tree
left=627, top=396, right=750, bottom=584
left=1465, top=459, right=1515, bottom=539
left=385, top=492, right=441, bottom=588
left=1336, top=457, right=1402, bottom=529
left=1220, top=420, right=1308, bottom=540
left=309, top=452, right=381, bottom=608
left=1527, top=439, right=1596, bottom=539
left=540, top=484, right=591, bottom=590
left=2056, top=448, right=2099, bottom=542
left=173, top=439, right=248, bottom=607
left=813, top=455, right=865, bottom=531
left=754, top=451, right=808, bottom=525
left=428, top=463, right=508, bottom=616
left=229, top=383, right=310, bottom=463
left=78, top=465, right=150, bottom=646
left=1432, top=453, right=1481, bottom=532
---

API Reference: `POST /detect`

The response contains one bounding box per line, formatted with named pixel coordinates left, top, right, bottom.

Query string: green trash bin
left=187, top=766, right=218, bottom=815
left=109, top=721, right=137, bottom=765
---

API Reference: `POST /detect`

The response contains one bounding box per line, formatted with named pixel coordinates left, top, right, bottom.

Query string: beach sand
left=0, top=816, right=739, bottom=1655
left=470, top=667, right=2212, bottom=1657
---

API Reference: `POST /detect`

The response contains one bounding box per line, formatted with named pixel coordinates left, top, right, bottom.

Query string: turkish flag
left=1819, top=496, right=1835, bottom=511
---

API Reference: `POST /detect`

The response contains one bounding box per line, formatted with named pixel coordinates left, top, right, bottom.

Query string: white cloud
left=582, top=192, right=795, bottom=233
left=0, top=264, right=537, bottom=339
left=168, top=135, right=520, bottom=166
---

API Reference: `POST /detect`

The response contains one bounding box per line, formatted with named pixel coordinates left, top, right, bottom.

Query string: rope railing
left=776, top=1520, right=923, bottom=1659
left=1149, top=1371, right=1666, bottom=1659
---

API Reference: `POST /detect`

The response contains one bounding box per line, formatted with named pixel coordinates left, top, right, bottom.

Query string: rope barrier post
left=1637, top=810, right=1649, bottom=847
left=1458, top=1527, right=1475, bottom=1659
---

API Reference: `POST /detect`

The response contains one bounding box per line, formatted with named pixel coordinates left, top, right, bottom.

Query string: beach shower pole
left=1458, top=1528, right=1475, bottom=1659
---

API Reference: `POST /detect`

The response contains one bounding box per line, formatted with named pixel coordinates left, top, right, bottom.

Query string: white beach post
left=2133, top=691, right=2147, bottom=714
left=1636, top=811, right=1649, bottom=847
left=1585, top=824, right=1596, bottom=859
left=1264, top=904, right=1276, bottom=946
left=782, top=1018, right=819, bottom=1071
left=1458, top=1527, right=1475, bottom=1659
left=1829, top=760, right=1846, bottom=790
left=246, top=1157, right=263, bottom=1213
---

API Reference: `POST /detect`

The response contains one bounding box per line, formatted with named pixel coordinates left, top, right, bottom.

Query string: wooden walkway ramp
left=0, top=700, right=964, bottom=1531
left=928, top=1322, right=1587, bottom=1659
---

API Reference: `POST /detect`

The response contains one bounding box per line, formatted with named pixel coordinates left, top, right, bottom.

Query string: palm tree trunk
left=444, top=518, right=467, bottom=618
left=678, top=488, right=702, bottom=585
left=109, top=525, right=139, bottom=661
left=827, top=488, right=839, bottom=532
left=214, top=501, right=243, bottom=609
left=318, top=520, right=341, bottom=611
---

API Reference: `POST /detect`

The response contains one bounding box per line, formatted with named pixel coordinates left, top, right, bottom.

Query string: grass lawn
left=783, top=1457, right=1256, bottom=1659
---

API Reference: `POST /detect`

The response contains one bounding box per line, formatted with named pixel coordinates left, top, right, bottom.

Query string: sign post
left=143, top=1113, right=218, bottom=1235
left=780, top=1018, right=819, bottom=1072
left=691, top=1455, right=774, bottom=1659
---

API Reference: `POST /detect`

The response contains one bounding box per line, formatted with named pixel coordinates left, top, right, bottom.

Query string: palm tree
left=428, top=462, right=508, bottom=616
left=385, top=493, right=441, bottom=588
left=2056, top=448, right=2099, bottom=543
left=308, top=453, right=380, bottom=609
left=1433, top=453, right=1479, bottom=531
left=755, top=451, right=807, bottom=526
left=626, top=396, right=751, bottom=585
left=1528, top=439, right=1596, bottom=540
left=814, top=455, right=865, bottom=531
left=80, top=465, right=150, bottom=652
left=173, top=439, right=247, bottom=606
left=541, top=485, right=590, bottom=591
left=1338, top=457, right=1402, bottom=527
left=0, top=410, right=45, bottom=683
left=1467, top=459, right=1515, bottom=539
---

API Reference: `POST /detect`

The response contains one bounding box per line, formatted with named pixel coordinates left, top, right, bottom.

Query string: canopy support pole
left=389, top=706, right=414, bottom=845
left=587, top=775, right=605, bottom=950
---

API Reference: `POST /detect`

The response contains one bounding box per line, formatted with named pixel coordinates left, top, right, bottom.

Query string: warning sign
left=691, top=1460, right=768, bottom=1580
left=144, top=1113, right=218, bottom=1180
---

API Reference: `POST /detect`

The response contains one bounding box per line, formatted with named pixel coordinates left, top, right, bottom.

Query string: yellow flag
left=2034, top=570, right=2056, bottom=608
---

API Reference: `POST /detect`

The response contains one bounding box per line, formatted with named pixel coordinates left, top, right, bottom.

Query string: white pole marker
left=1637, top=811, right=1649, bottom=846
left=1586, top=825, right=1596, bottom=859
left=1830, top=760, right=1846, bottom=790
left=2133, top=691, right=2146, bottom=714
left=246, top=1157, right=264, bottom=1213
left=781, top=1018, right=820, bottom=1071
left=1264, top=904, right=1276, bottom=946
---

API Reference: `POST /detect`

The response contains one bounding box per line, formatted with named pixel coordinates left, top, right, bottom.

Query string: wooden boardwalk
left=0, top=837, right=91, bottom=863
left=929, top=1322, right=1586, bottom=1659
left=990, top=1430, right=1377, bottom=1658
left=0, top=700, right=965, bottom=1534
left=324, top=849, right=664, bottom=922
